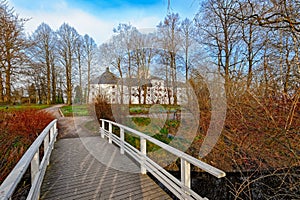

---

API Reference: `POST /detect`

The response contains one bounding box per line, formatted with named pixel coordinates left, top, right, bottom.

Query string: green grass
left=131, top=117, right=151, bottom=126
left=129, top=106, right=149, bottom=114
left=128, top=104, right=182, bottom=114
left=122, top=116, right=181, bottom=149
left=0, top=104, right=50, bottom=111
left=60, top=105, right=89, bottom=116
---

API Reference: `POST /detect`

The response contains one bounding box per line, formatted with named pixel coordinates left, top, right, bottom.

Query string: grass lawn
left=129, top=104, right=182, bottom=114
left=0, top=104, right=50, bottom=111
left=60, top=104, right=90, bottom=116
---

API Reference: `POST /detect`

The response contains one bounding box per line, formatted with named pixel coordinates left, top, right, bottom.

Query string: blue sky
left=8, top=0, right=199, bottom=44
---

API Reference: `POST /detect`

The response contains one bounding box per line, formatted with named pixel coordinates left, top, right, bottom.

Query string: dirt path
left=44, top=105, right=100, bottom=139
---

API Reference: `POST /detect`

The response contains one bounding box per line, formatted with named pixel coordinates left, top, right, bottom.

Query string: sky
left=8, top=0, right=199, bottom=45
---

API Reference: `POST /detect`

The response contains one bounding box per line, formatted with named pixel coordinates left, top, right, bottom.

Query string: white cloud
left=8, top=0, right=197, bottom=45
left=12, top=4, right=114, bottom=44
left=132, top=16, right=161, bottom=30
left=13, top=5, right=161, bottom=45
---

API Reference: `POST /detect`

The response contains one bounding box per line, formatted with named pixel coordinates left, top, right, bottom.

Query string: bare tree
left=0, top=0, right=28, bottom=103
left=29, top=23, right=57, bottom=104
left=179, top=18, right=195, bottom=82
left=196, top=0, right=241, bottom=93
left=232, top=0, right=299, bottom=93
left=99, top=35, right=126, bottom=104
left=234, top=1, right=265, bottom=89
left=113, top=23, right=140, bottom=104
left=237, top=0, right=300, bottom=33
left=56, top=23, right=79, bottom=105
left=83, top=34, right=97, bottom=103
left=132, top=31, right=161, bottom=104
left=75, top=35, right=84, bottom=104
left=157, top=13, right=181, bottom=104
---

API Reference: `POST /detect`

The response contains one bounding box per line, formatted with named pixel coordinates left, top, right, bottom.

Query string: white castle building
left=89, top=67, right=189, bottom=105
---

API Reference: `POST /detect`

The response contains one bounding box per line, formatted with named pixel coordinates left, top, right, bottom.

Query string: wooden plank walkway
left=40, top=134, right=171, bottom=199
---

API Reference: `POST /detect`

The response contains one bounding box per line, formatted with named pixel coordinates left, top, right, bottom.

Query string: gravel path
left=44, top=105, right=100, bottom=139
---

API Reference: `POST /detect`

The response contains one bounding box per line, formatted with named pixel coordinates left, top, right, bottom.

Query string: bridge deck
left=40, top=117, right=171, bottom=200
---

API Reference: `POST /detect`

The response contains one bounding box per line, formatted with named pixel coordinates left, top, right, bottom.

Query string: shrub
left=93, top=95, right=114, bottom=121
left=0, top=109, right=55, bottom=183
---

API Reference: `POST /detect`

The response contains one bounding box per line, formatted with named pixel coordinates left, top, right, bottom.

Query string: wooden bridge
left=0, top=116, right=226, bottom=200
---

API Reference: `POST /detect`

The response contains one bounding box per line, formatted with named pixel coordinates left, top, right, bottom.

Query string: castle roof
left=97, top=67, right=118, bottom=84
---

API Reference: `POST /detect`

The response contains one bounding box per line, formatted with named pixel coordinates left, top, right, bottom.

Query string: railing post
left=31, top=150, right=40, bottom=186
left=101, top=120, right=105, bottom=138
left=54, top=121, right=57, bottom=142
left=50, top=125, right=54, bottom=143
left=181, top=158, right=191, bottom=198
left=140, top=137, right=147, bottom=174
left=108, top=122, right=112, bottom=144
left=120, top=128, right=124, bottom=154
left=44, top=133, right=49, bottom=165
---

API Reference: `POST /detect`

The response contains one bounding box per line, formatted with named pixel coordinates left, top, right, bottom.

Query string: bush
left=0, top=109, right=55, bottom=183
left=93, top=95, right=114, bottom=121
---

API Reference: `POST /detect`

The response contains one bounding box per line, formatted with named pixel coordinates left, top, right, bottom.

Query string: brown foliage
left=186, top=82, right=300, bottom=198
left=0, top=109, right=55, bottom=183
left=93, top=95, right=114, bottom=121
left=189, top=92, right=300, bottom=172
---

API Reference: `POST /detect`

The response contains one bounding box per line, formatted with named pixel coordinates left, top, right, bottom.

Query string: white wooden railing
left=0, top=119, right=58, bottom=200
left=100, top=119, right=226, bottom=200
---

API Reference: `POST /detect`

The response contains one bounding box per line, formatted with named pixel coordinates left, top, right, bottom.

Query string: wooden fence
left=0, top=120, right=58, bottom=200
left=100, top=119, right=226, bottom=200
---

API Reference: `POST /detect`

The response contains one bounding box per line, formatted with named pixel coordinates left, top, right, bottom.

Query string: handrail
left=100, top=119, right=226, bottom=200
left=0, top=119, right=58, bottom=200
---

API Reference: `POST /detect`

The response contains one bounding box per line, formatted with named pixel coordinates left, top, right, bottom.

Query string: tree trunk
left=87, top=60, right=91, bottom=104
left=284, top=37, right=291, bottom=94
left=224, top=27, right=231, bottom=94
left=78, top=54, right=82, bottom=104
left=185, top=46, right=189, bottom=82
left=5, top=63, right=11, bottom=103
left=117, top=58, right=124, bottom=104
left=128, top=52, right=132, bottom=105
left=246, top=25, right=253, bottom=90
left=0, top=69, right=3, bottom=102
left=51, top=61, right=56, bottom=104
left=66, top=54, right=72, bottom=105
left=263, top=47, right=269, bottom=98
left=46, top=54, right=51, bottom=105
left=143, top=85, right=147, bottom=104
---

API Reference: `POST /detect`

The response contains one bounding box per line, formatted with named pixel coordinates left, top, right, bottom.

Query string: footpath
left=41, top=105, right=171, bottom=199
